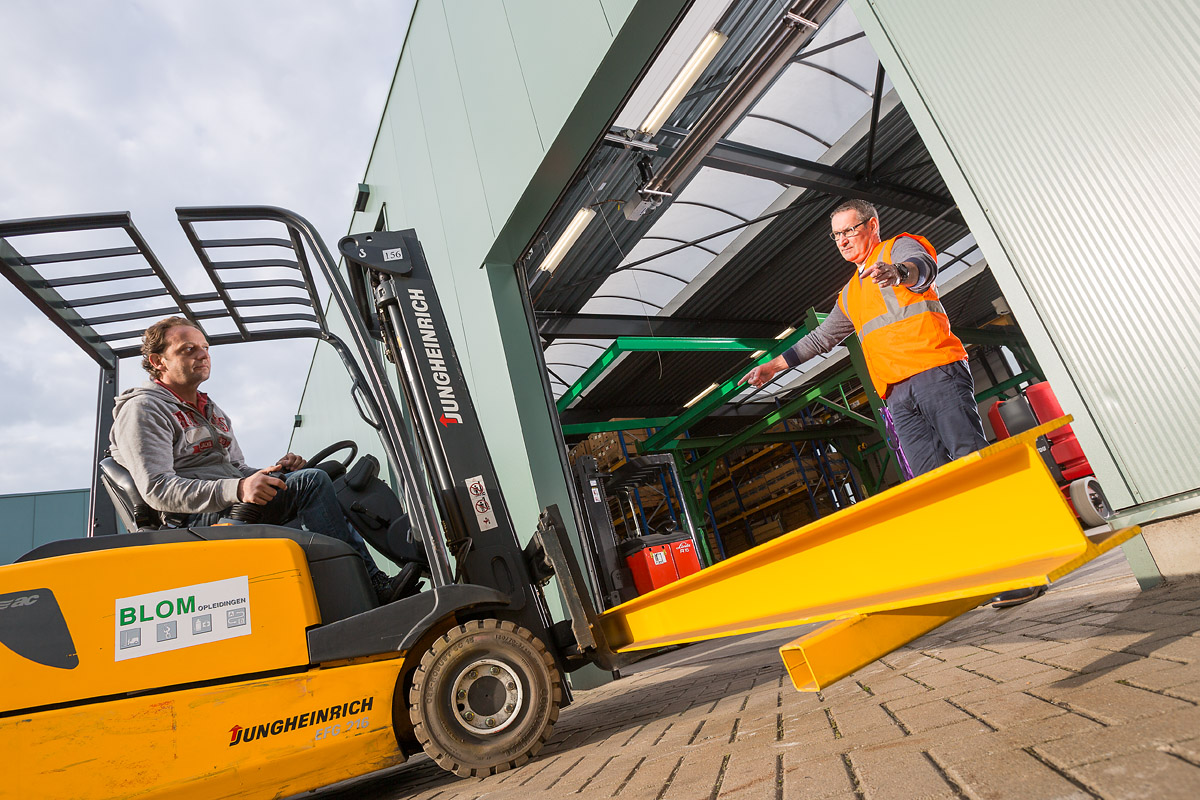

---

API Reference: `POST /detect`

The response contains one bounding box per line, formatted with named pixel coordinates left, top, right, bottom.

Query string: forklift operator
left=740, top=201, right=1041, bottom=609
left=109, top=316, right=402, bottom=605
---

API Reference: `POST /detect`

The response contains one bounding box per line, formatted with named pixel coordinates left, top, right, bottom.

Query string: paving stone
left=1032, top=708, right=1200, bottom=768
left=1069, top=654, right=1182, bottom=686
left=661, top=748, right=734, bottom=799
left=714, top=749, right=783, bottom=799
left=1040, top=621, right=1119, bottom=643
left=1166, top=736, right=1200, bottom=764
left=973, top=633, right=1055, bottom=656
left=966, top=656, right=1076, bottom=684
left=781, top=706, right=837, bottom=740
left=948, top=686, right=1067, bottom=728
left=848, top=747, right=957, bottom=800
left=1028, top=679, right=1194, bottom=725
left=934, top=747, right=1092, bottom=800
left=853, top=673, right=929, bottom=703
left=1071, top=749, right=1200, bottom=799
left=1167, top=681, right=1200, bottom=703
left=905, top=664, right=998, bottom=692
left=1116, top=660, right=1200, bottom=692
left=1139, top=600, right=1197, bottom=615
left=780, top=752, right=856, bottom=800
left=927, top=714, right=1103, bottom=767
left=885, top=698, right=972, bottom=734
left=1023, top=646, right=1142, bottom=674
left=1110, top=612, right=1198, bottom=635
left=828, top=701, right=903, bottom=736
left=1125, top=634, right=1200, bottom=662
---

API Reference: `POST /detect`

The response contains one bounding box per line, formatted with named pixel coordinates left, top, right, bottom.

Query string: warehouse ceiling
left=524, top=0, right=999, bottom=438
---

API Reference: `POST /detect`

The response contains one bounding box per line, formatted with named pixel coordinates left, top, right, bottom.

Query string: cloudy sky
left=0, top=0, right=415, bottom=496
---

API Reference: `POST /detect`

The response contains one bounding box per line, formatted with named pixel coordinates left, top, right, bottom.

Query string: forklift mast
left=339, top=230, right=566, bottom=661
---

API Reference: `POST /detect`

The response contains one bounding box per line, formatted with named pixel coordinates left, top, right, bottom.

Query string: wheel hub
left=451, top=658, right=523, bottom=735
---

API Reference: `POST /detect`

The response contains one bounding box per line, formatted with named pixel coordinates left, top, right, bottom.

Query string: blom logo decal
left=114, top=576, right=251, bottom=661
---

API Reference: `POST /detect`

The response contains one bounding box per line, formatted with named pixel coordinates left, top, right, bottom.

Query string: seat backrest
left=98, top=457, right=161, bottom=532
left=335, top=454, right=425, bottom=567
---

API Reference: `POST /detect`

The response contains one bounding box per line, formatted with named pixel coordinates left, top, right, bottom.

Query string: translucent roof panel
left=617, top=238, right=714, bottom=281
left=725, top=116, right=829, bottom=161
left=551, top=2, right=899, bottom=402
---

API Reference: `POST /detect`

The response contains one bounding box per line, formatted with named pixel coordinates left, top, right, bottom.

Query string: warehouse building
left=4, top=0, right=1197, bottom=591
left=285, top=0, right=1198, bottom=590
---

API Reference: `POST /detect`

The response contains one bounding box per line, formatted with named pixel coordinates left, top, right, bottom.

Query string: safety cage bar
left=0, top=207, right=454, bottom=587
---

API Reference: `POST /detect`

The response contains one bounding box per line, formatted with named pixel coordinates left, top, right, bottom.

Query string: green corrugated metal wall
left=0, top=490, right=89, bottom=565
left=292, top=0, right=641, bottom=541
left=853, top=0, right=1200, bottom=509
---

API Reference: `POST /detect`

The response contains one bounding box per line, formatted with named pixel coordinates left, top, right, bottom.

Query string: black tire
left=408, top=619, right=561, bottom=778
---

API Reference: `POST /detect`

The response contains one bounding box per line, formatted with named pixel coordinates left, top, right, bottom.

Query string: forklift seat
left=335, top=454, right=427, bottom=568
left=98, top=456, right=188, bottom=532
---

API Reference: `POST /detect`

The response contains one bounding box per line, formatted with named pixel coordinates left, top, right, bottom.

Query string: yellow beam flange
left=598, top=417, right=1135, bottom=653
left=778, top=524, right=1140, bottom=692
left=779, top=595, right=990, bottom=692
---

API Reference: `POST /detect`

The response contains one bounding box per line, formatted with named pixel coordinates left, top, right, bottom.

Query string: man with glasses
left=741, top=200, right=1041, bottom=609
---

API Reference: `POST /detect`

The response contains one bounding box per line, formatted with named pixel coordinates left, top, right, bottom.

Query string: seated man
left=109, top=316, right=401, bottom=604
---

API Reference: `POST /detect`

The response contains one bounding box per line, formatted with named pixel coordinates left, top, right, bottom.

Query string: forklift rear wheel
left=409, top=619, right=562, bottom=777
left=1069, top=477, right=1113, bottom=529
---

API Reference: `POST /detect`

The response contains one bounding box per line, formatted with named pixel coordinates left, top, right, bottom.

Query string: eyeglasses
left=829, top=220, right=870, bottom=242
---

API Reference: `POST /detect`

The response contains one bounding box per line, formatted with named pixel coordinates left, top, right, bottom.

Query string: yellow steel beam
left=597, top=417, right=1138, bottom=658
left=777, top=524, right=1140, bottom=692
left=780, top=594, right=990, bottom=692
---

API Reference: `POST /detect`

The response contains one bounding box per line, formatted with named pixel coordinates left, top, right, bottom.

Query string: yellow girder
left=596, top=417, right=1140, bottom=691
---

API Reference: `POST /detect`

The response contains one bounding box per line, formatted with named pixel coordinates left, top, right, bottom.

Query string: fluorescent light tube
left=639, top=30, right=728, bottom=136
left=684, top=382, right=719, bottom=409
left=751, top=327, right=798, bottom=359
left=538, top=207, right=596, bottom=273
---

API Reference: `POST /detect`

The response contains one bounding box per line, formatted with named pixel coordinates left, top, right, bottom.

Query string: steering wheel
left=307, top=440, right=358, bottom=471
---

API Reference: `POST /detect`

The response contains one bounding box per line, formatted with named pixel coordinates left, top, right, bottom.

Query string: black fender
left=306, top=584, right=510, bottom=664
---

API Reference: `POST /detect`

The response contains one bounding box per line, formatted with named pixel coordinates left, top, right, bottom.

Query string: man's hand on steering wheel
left=238, top=467, right=287, bottom=505
left=275, top=452, right=307, bottom=472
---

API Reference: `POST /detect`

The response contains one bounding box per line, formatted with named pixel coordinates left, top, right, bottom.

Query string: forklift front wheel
left=409, top=618, right=562, bottom=777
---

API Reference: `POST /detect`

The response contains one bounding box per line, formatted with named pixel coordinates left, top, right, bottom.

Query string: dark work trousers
left=887, top=361, right=989, bottom=477
left=192, top=468, right=384, bottom=581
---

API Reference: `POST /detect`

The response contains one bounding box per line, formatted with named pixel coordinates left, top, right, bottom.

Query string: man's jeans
left=887, top=361, right=989, bottom=477
left=198, top=468, right=384, bottom=581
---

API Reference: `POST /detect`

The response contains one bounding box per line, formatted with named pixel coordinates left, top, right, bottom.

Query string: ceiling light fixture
left=538, top=207, right=596, bottom=273
left=751, top=327, right=797, bottom=359
left=639, top=29, right=728, bottom=136
left=684, top=382, right=719, bottom=409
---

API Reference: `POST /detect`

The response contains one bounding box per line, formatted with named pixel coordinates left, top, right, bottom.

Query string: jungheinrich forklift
left=0, top=207, right=622, bottom=799
left=0, top=207, right=1145, bottom=799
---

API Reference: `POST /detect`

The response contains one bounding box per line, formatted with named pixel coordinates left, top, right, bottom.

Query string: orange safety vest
left=836, top=233, right=967, bottom=399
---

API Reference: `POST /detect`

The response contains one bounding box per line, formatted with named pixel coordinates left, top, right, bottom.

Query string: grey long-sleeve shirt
left=110, top=382, right=257, bottom=513
left=782, top=237, right=938, bottom=368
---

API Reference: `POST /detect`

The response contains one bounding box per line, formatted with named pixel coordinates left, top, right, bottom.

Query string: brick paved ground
left=310, top=550, right=1200, bottom=799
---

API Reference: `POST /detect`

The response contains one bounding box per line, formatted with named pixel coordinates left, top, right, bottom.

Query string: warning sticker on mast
left=465, top=475, right=499, bottom=531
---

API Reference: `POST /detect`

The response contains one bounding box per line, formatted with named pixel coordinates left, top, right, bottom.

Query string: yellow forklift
left=0, top=207, right=1140, bottom=799
left=0, top=207, right=621, bottom=799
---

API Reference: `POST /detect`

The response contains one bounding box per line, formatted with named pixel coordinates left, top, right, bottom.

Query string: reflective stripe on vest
left=858, top=297, right=949, bottom=338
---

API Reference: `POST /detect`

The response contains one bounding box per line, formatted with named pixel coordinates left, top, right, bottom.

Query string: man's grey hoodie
left=109, top=382, right=257, bottom=513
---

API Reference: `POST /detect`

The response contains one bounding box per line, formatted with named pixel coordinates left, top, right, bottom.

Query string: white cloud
left=0, top=0, right=415, bottom=495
